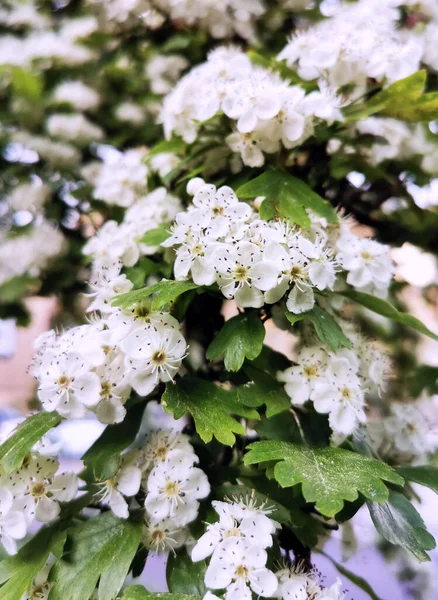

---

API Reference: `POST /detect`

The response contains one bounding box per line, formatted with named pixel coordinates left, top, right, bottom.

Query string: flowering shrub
left=1, top=1, right=438, bottom=600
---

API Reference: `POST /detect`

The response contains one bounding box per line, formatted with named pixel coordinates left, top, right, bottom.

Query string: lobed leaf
left=236, top=171, right=337, bottom=227
left=244, top=441, right=404, bottom=517
left=166, top=550, right=206, bottom=596
left=237, top=365, right=290, bottom=417
left=162, top=377, right=259, bottom=446
left=397, top=465, right=438, bottom=494
left=122, top=588, right=201, bottom=600
left=206, top=311, right=265, bottom=372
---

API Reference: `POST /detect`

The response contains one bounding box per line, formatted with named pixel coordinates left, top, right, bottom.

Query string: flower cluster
left=277, top=0, right=438, bottom=95
left=160, top=48, right=342, bottom=167
left=95, top=428, right=210, bottom=553
left=278, top=326, right=390, bottom=437
left=163, top=177, right=394, bottom=310
left=0, top=222, right=65, bottom=287
left=0, top=447, right=78, bottom=555
left=88, top=147, right=149, bottom=207
left=83, top=187, right=181, bottom=271
left=193, top=498, right=278, bottom=600
left=31, top=298, right=187, bottom=423
left=274, top=564, right=345, bottom=600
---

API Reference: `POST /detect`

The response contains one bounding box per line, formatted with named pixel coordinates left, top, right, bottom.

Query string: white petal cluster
left=6, top=181, right=51, bottom=214
left=10, top=131, right=81, bottom=168
left=165, top=177, right=394, bottom=309
left=0, top=222, right=65, bottom=287
left=278, top=344, right=368, bottom=437
left=91, top=148, right=149, bottom=207
left=52, top=81, right=101, bottom=112
left=193, top=498, right=278, bottom=600
left=46, top=113, right=104, bottom=146
left=146, top=55, right=189, bottom=95
left=83, top=187, right=181, bottom=271
left=275, top=565, right=345, bottom=600
left=278, top=0, right=423, bottom=94
left=0, top=450, right=78, bottom=555
left=160, top=48, right=342, bottom=167
left=31, top=291, right=187, bottom=421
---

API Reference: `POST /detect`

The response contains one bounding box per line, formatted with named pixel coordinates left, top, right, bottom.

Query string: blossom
left=0, top=488, right=27, bottom=555
left=145, top=454, right=210, bottom=526
left=205, top=537, right=278, bottom=600
left=96, top=460, right=141, bottom=519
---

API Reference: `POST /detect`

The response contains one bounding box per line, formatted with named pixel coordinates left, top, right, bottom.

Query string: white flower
left=115, top=102, right=145, bottom=125
left=141, top=430, right=195, bottom=471
left=145, top=454, right=210, bottom=526
left=216, top=242, right=264, bottom=308
left=316, top=579, right=345, bottom=600
left=205, top=537, right=278, bottom=600
left=143, top=517, right=188, bottom=553
left=192, top=500, right=276, bottom=562
left=274, top=565, right=320, bottom=600
left=37, top=352, right=101, bottom=419
left=122, top=325, right=187, bottom=396
left=7, top=181, right=50, bottom=213
left=0, top=487, right=27, bottom=555
left=46, top=113, right=104, bottom=145
left=277, top=347, right=328, bottom=405
left=286, top=285, right=315, bottom=314
left=96, top=461, right=142, bottom=519
left=52, top=81, right=101, bottom=112
left=384, top=403, right=438, bottom=458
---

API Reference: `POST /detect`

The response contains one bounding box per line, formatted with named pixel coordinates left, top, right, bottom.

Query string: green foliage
left=0, top=276, right=38, bottom=303
left=113, top=280, right=200, bottom=310
left=49, top=512, right=142, bottom=600
left=285, top=304, right=351, bottom=352
left=10, top=67, right=43, bottom=101
left=397, top=465, right=438, bottom=494
left=367, top=491, right=436, bottom=562
left=140, top=225, right=171, bottom=246
left=244, top=441, right=404, bottom=517
left=236, top=171, right=337, bottom=228
left=408, top=365, right=438, bottom=397
left=344, top=70, right=427, bottom=121
left=0, top=527, right=65, bottom=600
left=162, top=377, right=259, bottom=445
left=237, top=365, right=290, bottom=417
left=82, top=403, right=144, bottom=481
left=342, top=290, right=438, bottom=341
left=0, top=412, right=62, bottom=474
left=206, top=311, right=265, bottom=371
left=166, top=550, right=206, bottom=596
left=149, top=138, right=187, bottom=157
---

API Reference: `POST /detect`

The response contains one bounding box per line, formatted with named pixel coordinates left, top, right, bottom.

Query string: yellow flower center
left=134, top=302, right=151, bottom=321
left=341, top=387, right=352, bottom=400
left=100, top=381, right=112, bottom=398
left=213, top=205, right=224, bottom=216
left=224, top=527, right=240, bottom=538
left=30, top=482, right=46, bottom=498
left=56, top=374, right=71, bottom=388
left=151, top=350, right=167, bottom=366
left=164, top=481, right=180, bottom=498
left=303, top=365, right=317, bottom=380
left=360, top=251, right=372, bottom=262
left=235, top=565, right=249, bottom=580
left=233, top=265, right=249, bottom=282
left=155, top=444, right=169, bottom=461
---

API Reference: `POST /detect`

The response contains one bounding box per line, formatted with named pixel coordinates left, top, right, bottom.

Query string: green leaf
left=318, top=550, right=383, bottom=600
left=113, top=280, right=200, bottom=310
left=148, top=138, right=186, bottom=157
left=397, top=465, right=438, bottom=494
left=162, top=377, right=258, bottom=445
left=206, top=312, right=265, bottom=372
left=82, top=402, right=144, bottom=481
left=244, top=441, right=404, bottom=517
left=408, top=365, right=438, bottom=398
left=122, top=588, right=201, bottom=600
left=237, top=171, right=337, bottom=227
left=344, top=70, right=427, bottom=121
left=11, top=67, right=43, bottom=101
left=285, top=304, right=351, bottom=352
left=0, top=526, right=64, bottom=600
left=238, top=365, right=290, bottom=417
left=167, top=550, right=206, bottom=596
left=367, top=491, right=436, bottom=562
left=0, top=412, right=62, bottom=474
left=0, top=276, right=38, bottom=303
left=342, top=290, right=438, bottom=342
left=140, top=225, right=171, bottom=246
left=49, top=512, right=142, bottom=600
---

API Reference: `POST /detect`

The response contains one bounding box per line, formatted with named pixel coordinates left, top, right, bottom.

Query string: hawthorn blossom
left=96, top=458, right=141, bottom=519
left=0, top=488, right=27, bottom=555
